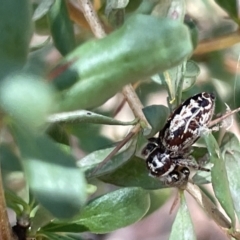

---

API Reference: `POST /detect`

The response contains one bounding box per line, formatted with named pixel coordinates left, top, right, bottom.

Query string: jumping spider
left=142, top=92, right=215, bottom=186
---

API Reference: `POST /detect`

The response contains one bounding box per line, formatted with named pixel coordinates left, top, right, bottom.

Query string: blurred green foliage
left=1, top=0, right=240, bottom=240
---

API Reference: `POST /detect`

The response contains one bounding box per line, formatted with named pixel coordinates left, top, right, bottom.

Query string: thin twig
left=113, top=82, right=142, bottom=117
left=194, top=30, right=240, bottom=55
left=92, top=123, right=141, bottom=174
left=77, top=0, right=106, bottom=38
left=122, top=84, right=151, bottom=129
left=209, top=107, right=240, bottom=128
left=113, top=97, right=126, bottom=117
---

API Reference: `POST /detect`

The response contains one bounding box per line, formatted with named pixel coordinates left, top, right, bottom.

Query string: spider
left=142, top=92, right=215, bottom=186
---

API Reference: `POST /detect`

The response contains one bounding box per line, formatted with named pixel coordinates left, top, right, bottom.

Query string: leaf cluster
left=1, top=1, right=240, bottom=240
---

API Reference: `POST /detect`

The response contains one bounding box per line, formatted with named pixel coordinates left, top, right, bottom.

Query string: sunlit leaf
left=42, top=187, right=150, bottom=233
left=52, top=14, right=193, bottom=110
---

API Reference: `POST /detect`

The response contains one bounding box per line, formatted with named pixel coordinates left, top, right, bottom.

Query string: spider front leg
left=141, top=137, right=159, bottom=157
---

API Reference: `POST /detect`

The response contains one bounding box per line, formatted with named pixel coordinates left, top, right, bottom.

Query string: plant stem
left=122, top=84, right=151, bottom=129
left=0, top=170, right=15, bottom=240
left=77, top=0, right=106, bottom=38
left=91, top=123, right=141, bottom=175
left=209, top=106, right=240, bottom=128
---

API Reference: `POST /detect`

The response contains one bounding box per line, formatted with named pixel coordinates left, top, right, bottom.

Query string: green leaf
left=169, top=192, right=196, bottom=240
left=30, top=206, right=54, bottom=235
left=48, top=110, right=136, bottom=126
left=142, top=105, right=169, bottom=138
left=5, top=189, right=28, bottom=216
left=191, top=146, right=211, bottom=185
left=46, top=124, right=70, bottom=146
left=79, top=137, right=137, bottom=178
left=182, top=60, right=199, bottom=91
left=40, top=232, right=79, bottom=240
left=12, top=126, right=87, bottom=219
left=0, top=0, right=32, bottom=79
left=69, top=123, right=113, bottom=153
left=126, top=0, right=143, bottom=12
left=192, top=170, right=211, bottom=185
left=42, top=187, right=150, bottom=233
left=33, top=0, right=54, bottom=21
left=0, top=73, right=56, bottom=131
left=41, top=223, right=89, bottom=233
left=203, top=132, right=235, bottom=227
left=99, top=156, right=166, bottom=189
left=0, top=144, right=22, bottom=171
left=185, top=60, right=200, bottom=77
left=48, top=0, right=75, bottom=56
left=221, top=133, right=240, bottom=222
left=133, top=0, right=158, bottom=14
left=53, top=14, right=193, bottom=110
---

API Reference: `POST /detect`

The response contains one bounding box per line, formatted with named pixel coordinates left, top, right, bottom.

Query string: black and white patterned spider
left=142, top=92, right=215, bottom=186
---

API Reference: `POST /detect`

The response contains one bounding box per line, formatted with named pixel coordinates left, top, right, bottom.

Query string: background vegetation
left=1, top=0, right=240, bottom=239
